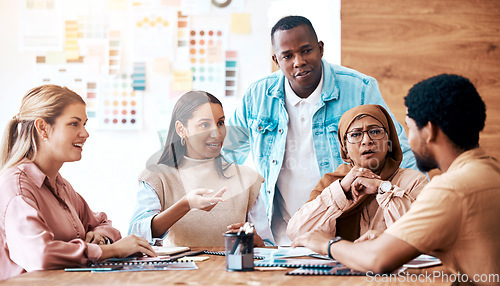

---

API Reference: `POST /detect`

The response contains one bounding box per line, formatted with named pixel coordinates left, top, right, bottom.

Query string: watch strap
left=327, top=236, right=342, bottom=259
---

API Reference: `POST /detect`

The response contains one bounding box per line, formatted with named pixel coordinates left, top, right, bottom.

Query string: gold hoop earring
left=181, top=138, right=186, bottom=146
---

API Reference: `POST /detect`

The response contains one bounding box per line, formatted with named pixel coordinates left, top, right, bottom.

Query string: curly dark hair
left=271, top=15, right=317, bottom=47
left=404, top=74, right=486, bottom=151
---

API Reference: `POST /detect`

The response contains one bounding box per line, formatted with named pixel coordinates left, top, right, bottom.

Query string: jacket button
left=257, top=126, right=263, bottom=131
left=272, top=160, right=277, bottom=164
left=278, top=129, right=283, bottom=134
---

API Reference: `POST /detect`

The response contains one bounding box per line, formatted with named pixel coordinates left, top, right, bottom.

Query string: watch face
left=380, top=181, right=392, bottom=193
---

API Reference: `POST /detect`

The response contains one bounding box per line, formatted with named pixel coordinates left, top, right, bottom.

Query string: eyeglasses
left=345, top=127, right=386, bottom=144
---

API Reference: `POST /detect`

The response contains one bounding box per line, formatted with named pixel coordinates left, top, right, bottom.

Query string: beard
left=414, top=148, right=438, bottom=172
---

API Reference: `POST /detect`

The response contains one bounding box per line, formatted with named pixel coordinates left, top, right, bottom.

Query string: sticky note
left=153, top=58, right=171, bottom=74
left=107, top=0, right=127, bottom=10
left=230, top=13, right=251, bottom=34
left=172, top=70, right=193, bottom=91
left=45, top=52, right=66, bottom=64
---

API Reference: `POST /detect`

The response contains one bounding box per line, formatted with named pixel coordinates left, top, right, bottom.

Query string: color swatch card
left=108, top=30, right=121, bottom=75
left=132, top=8, right=175, bottom=60
left=176, top=11, right=190, bottom=62
left=85, top=81, right=98, bottom=120
left=132, top=62, right=146, bottom=90
left=224, top=50, right=238, bottom=96
left=189, top=25, right=227, bottom=96
left=64, top=20, right=79, bottom=61
left=99, top=74, right=143, bottom=130
left=77, top=12, right=109, bottom=39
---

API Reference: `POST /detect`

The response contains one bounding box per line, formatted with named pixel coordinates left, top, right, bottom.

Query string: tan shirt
left=287, top=168, right=427, bottom=241
left=387, top=148, right=500, bottom=282
left=139, top=157, right=263, bottom=247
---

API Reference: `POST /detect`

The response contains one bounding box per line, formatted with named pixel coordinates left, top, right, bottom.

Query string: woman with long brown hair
left=129, top=91, right=269, bottom=247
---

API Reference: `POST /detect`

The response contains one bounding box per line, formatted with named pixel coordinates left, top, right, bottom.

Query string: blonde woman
left=0, top=85, right=155, bottom=280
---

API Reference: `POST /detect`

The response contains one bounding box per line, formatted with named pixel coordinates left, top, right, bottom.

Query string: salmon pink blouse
left=0, top=160, right=121, bottom=280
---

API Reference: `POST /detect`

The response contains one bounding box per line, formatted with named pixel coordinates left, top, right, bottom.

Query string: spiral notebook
left=254, top=258, right=340, bottom=268
left=286, top=266, right=366, bottom=276
left=65, top=261, right=198, bottom=273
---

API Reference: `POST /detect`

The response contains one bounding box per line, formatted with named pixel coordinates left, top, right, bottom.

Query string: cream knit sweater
left=139, top=157, right=263, bottom=247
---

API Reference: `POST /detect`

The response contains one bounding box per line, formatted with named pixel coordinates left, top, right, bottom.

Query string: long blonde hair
left=0, top=85, right=85, bottom=173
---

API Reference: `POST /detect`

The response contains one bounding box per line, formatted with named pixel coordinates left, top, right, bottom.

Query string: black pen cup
left=224, top=233, right=254, bottom=271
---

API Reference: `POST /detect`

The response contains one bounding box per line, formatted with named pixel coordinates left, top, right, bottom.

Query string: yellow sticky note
left=154, top=58, right=171, bottom=75
left=107, top=0, right=127, bottom=10
left=45, top=52, right=66, bottom=64
left=230, top=13, right=251, bottom=34
left=172, top=70, right=193, bottom=91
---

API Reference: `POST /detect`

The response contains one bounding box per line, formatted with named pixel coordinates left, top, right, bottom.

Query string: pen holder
left=224, top=233, right=254, bottom=271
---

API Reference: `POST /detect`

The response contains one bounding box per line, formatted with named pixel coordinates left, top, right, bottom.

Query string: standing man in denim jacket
left=223, top=15, right=416, bottom=245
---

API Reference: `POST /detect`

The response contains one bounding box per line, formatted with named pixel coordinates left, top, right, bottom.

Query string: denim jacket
left=223, top=59, right=416, bottom=230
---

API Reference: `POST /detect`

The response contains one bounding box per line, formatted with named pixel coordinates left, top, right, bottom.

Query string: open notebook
left=152, top=246, right=190, bottom=256
left=65, top=247, right=196, bottom=272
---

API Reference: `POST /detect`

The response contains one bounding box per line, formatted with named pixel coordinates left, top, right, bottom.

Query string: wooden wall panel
left=341, top=0, right=500, bottom=162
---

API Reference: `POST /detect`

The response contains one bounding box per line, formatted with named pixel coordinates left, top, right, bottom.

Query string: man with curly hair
left=293, top=74, right=500, bottom=285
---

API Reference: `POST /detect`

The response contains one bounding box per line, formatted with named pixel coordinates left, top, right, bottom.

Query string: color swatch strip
left=86, top=81, right=98, bottom=119
left=225, top=50, right=238, bottom=96
left=64, top=20, right=79, bottom=61
left=132, top=62, right=146, bottom=90
left=108, top=30, right=121, bottom=75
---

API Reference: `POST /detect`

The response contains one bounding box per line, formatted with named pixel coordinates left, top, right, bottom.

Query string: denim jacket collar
left=265, top=59, right=339, bottom=102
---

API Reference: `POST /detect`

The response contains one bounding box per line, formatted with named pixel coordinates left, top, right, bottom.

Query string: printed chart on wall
left=189, top=24, right=228, bottom=97
left=99, top=74, right=143, bottom=130
left=20, top=0, right=63, bottom=51
left=132, top=8, right=175, bottom=61
left=25, top=0, right=249, bottom=132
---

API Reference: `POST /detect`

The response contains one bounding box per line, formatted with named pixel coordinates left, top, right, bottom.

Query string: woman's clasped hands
left=340, top=167, right=382, bottom=202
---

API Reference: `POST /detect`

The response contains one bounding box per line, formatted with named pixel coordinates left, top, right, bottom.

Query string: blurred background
left=1, top=0, right=499, bottom=236
left=0, top=0, right=340, bottom=234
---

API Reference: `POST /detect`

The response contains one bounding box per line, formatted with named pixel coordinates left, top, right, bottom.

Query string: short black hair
left=271, top=15, right=317, bottom=47
left=405, top=74, right=486, bottom=151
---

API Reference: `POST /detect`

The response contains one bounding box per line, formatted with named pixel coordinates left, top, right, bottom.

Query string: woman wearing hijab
left=287, top=105, right=428, bottom=242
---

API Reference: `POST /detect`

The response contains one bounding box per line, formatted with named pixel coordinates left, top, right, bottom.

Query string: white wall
left=0, top=0, right=340, bottom=235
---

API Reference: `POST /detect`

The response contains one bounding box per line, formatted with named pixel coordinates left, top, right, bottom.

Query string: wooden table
left=0, top=247, right=451, bottom=285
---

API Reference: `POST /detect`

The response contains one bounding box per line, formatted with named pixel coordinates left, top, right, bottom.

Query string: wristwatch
left=327, top=236, right=342, bottom=259
left=378, top=181, right=393, bottom=195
